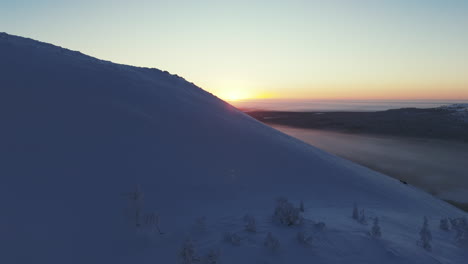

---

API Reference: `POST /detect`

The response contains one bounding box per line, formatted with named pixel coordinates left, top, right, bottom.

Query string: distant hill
left=246, top=106, right=468, bottom=142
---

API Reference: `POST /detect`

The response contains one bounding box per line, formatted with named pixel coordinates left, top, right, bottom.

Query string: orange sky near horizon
left=219, top=82, right=468, bottom=102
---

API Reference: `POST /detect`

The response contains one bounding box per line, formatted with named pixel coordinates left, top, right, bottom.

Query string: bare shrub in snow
left=122, top=184, right=144, bottom=227
left=264, top=232, right=280, bottom=251
left=455, top=227, right=468, bottom=247
left=297, top=231, right=313, bottom=246
left=143, top=212, right=163, bottom=234
left=314, top=222, right=326, bottom=231
left=418, top=216, right=432, bottom=251
left=203, top=249, right=221, bottom=264
left=179, top=239, right=199, bottom=264
left=299, top=200, right=305, bottom=212
left=223, top=232, right=241, bottom=246
left=370, top=217, right=382, bottom=238
left=440, top=218, right=450, bottom=231
left=244, top=214, right=256, bottom=233
left=195, top=217, right=207, bottom=232
left=358, top=209, right=368, bottom=225
left=352, top=203, right=359, bottom=220
left=273, top=197, right=303, bottom=226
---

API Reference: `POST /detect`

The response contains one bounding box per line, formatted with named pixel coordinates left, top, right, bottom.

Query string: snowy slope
left=0, top=32, right=466, bottom=264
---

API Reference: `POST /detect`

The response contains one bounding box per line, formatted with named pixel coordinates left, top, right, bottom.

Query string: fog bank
left=272, top=125, right=468, bottom=203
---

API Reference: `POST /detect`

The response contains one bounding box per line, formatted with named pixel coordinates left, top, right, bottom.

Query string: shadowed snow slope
left=0, top=33, right=466, bottom=263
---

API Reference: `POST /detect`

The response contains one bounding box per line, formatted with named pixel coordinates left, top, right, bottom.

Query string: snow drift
left=0, top=33, right=466, bottom=263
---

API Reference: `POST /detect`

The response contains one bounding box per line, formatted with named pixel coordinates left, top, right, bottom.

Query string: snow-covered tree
left=352, top=203, right=359, bottom=220
left=450, top=217, right=467, bottom=230
left=456, top=229, right=468, bottom=246
left=244, top=214, right=256, bottom=233
left=299, top=200, right=305, bottom=212
left=450, top=217, right=458, bottom=228
left=418, top=216, right=432, bottom=251
left=359, top=209, right=368, bottom=225
left=223, top=232, right=241, bottom=246
left=440, top=217, right=450, bottom=231
left=451, top=217, right=468, bottom=246
left=179, top=239, right=198, bottom=264
left=448, top=217, right=468, bottom=246
left=370, top=217, right=382, bottom=238
left=456, top=227, right=468, bottom=247
left=264, top=232, right=280, bottom=251
left=297, top=231, right=313, bottom=245
left=273, top=197, right=303, bottom=226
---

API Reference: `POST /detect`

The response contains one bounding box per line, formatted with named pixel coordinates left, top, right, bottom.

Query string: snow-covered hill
left=0, top=32, right=466, bottom=264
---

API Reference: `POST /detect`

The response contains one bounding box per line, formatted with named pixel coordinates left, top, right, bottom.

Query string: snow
left=0, top=32, right=467, bottom=263
left=440, top=104, right=468, bottom=122
left=441, top=104, right=468, bottom=111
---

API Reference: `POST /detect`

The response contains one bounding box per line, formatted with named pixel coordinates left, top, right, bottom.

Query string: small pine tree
left=419, top=216, right=432, bottom=251
left=359, top=209, right=368, bottom=225
left=299, top=200, right=305, bottom=212
left=370, top=217, right=382, bottom=238
left=264, top=232, right=280, bottom=251
left=440, top=218, right=450, bottom=231
left=352, top=203, right=359, bottom=220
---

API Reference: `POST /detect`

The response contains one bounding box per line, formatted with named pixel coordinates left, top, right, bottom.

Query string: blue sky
left=2, top=0, right=468, bottom=100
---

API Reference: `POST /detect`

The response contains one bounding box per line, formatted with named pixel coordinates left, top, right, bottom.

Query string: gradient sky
left=2, top=0, right=468, bottom=100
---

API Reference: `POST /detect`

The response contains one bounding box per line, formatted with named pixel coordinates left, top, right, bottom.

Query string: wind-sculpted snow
left=0, top=33, right=467, bottom=263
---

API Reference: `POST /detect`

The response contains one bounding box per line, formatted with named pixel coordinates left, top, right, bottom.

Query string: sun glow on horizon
left=220, top=90, right=252, bottom=102
left=215, top=82, right=468, bottom=102
left=219, top=89, right=279, bottom=102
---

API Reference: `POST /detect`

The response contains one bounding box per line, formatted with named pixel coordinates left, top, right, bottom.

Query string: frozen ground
left=0, top=33, right=467, bottom=263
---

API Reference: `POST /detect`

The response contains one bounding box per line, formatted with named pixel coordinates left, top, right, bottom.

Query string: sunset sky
left=2, top=0, right=468, bottom=101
